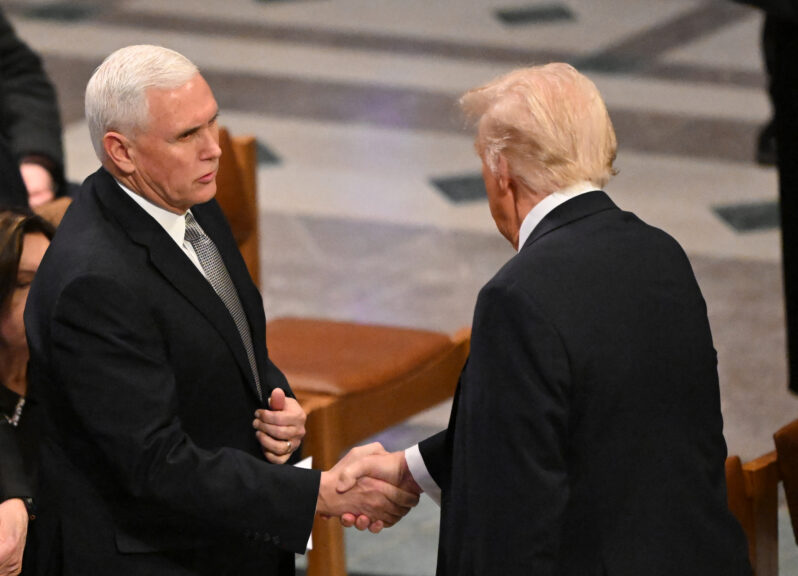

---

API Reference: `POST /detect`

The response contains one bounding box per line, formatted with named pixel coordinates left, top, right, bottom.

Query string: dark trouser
left=770, top=15, right=798, bottom=392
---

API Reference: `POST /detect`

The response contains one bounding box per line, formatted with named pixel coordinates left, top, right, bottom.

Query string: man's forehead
left=144, top=73, right=208, bottom=102
left=144, top=75, right=218, bottom=125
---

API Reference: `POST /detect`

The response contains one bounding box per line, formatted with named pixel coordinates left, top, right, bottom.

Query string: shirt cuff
left=405, top=444, right=441, bottom=506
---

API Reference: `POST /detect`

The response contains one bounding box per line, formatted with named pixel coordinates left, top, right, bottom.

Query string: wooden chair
left=775, top=417, right=798, bottom=548
left=726, top=452, right=780, bottom=576
left=215, top=128, right=260, bottom=286
left=268, top=318, right=469, bottom=576
left=34, top=196, right=72, bottom=227
left=216, top=129, right=470, bottom=576
left=725, top=418, right=798, bottom=576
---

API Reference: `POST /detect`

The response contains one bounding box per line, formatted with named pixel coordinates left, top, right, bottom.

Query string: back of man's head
left=461, top=62, right=617, bottom=195
left=85, top=45, right=199, bottom=161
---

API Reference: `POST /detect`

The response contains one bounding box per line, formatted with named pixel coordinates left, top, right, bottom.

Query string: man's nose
left=200, top=129, right=222, bottom=160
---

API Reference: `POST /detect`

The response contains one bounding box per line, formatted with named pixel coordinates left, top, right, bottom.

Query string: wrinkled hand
left=20, top=162, right=55, bottom=208
left=318, top=443, right=420, bottom=534
left=0, top=499, right=28, bottom=576
left=336, top=449, right=422, bottom=531
left=253, top=388, right=306, bottom=464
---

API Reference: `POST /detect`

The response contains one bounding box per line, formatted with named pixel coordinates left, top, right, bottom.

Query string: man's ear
left=103, top=131, right=135, bottom=174
left=496, top=155, right=515, bottom=198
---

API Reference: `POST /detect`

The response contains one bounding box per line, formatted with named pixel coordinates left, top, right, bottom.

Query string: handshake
left=318, top=443, right=422, bottom=532
left=253, top=389, right=422, bottom=533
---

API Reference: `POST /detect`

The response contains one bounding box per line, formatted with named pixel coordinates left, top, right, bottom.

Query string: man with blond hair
left=340, top=63, right=752, bottom=575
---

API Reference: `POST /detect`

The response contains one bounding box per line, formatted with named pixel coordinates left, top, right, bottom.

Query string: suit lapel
left=522, top=190, right=618, bottom=251
left=92, top=169, right=260, bottom=399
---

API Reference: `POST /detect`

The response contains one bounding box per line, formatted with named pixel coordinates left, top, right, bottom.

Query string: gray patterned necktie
left=184, top=211, right=262, bottom=400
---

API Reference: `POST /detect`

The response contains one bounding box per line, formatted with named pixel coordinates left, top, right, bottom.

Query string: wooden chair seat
left=217, top=129, right=470, bottom=575
left=267, top=317, right=457, bottom=395
left=267, top=317, right=469, bottom=576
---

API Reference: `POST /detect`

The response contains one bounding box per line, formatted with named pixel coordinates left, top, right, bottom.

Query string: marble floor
left=4, top=0, right=798, bottom=572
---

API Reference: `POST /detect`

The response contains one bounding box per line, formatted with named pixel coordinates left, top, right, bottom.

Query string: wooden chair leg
left=301, top=395, right=348, bottom=576
left=307, top=522, right=346, bottom=576
left=745, top=452, right=780, bottom=576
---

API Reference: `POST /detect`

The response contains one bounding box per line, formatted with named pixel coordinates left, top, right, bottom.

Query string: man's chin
left=196, top=181, right=217, bottom=203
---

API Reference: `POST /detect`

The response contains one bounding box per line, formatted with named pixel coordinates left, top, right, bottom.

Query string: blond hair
left=460, top=63, right=617, bottom=195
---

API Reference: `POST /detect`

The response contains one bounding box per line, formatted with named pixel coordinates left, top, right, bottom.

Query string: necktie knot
left=184, top=212, right=204, bottom=244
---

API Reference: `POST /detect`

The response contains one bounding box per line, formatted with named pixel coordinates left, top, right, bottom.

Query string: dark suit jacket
left=419, top=191, right=751, bottom=576
left=24, top=168, right=319, bottom=576
left=0, top=420, right=30, bottom=502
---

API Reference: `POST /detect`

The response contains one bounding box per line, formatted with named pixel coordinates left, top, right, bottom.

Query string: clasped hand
left=252, top=388, right=306, bottom=464
left=318, top=443, right=422, bottom=533
left=252, top=394, right=421, bottom=533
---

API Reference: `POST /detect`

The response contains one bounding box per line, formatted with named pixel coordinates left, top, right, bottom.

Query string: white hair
left=85, top=45, right=199, bottom=160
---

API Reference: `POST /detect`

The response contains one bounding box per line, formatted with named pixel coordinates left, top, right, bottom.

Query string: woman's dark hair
left=0, top=208, right=55, bottom=311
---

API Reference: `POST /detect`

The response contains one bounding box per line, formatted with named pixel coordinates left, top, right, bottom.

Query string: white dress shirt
left=405, top=181, right=598, bottom=505
left=117, top=180, right=206, bottom=276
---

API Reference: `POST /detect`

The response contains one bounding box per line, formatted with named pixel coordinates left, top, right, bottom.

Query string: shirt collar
left=517, top=181, right=597, bottom=252
left=116, top=179, right=188, bottom=247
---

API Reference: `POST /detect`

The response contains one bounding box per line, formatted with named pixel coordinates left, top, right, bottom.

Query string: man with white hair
left=339, top=63, right=752, bottom=575
left=23, top=45, right=416, bottom=575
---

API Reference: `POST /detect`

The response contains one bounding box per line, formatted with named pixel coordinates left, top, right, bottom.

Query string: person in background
left=339, top=63, right=752, bottom=576
left=0, top=433, right=30, bottom=576
left=0, top=209, right=54, bottom=576
left=733, top=0, right=798, bottom=393
left=0, top=8, right=66, bottom=209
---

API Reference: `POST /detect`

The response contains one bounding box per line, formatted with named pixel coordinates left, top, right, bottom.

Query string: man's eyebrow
left=177, top=112, right=219, bottom=139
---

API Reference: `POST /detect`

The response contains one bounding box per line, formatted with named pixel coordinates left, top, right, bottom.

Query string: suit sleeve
left=48, top=274, right=319, bottom=553
left=446, top=280, right=572, bottom=574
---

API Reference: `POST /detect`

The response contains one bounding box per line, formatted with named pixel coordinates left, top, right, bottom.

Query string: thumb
left=336, top=458, right=373, bottom=493
left=268, top=387, right=286, bottom=411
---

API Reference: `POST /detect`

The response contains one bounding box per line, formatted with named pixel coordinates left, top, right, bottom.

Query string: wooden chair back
left=215, top=127, right=260, bottom=287
left=775, top=418, right=798, bottom=546
left=34, top=196, right=72, bottom=227
left=726, top=452, right=779, bottom=576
